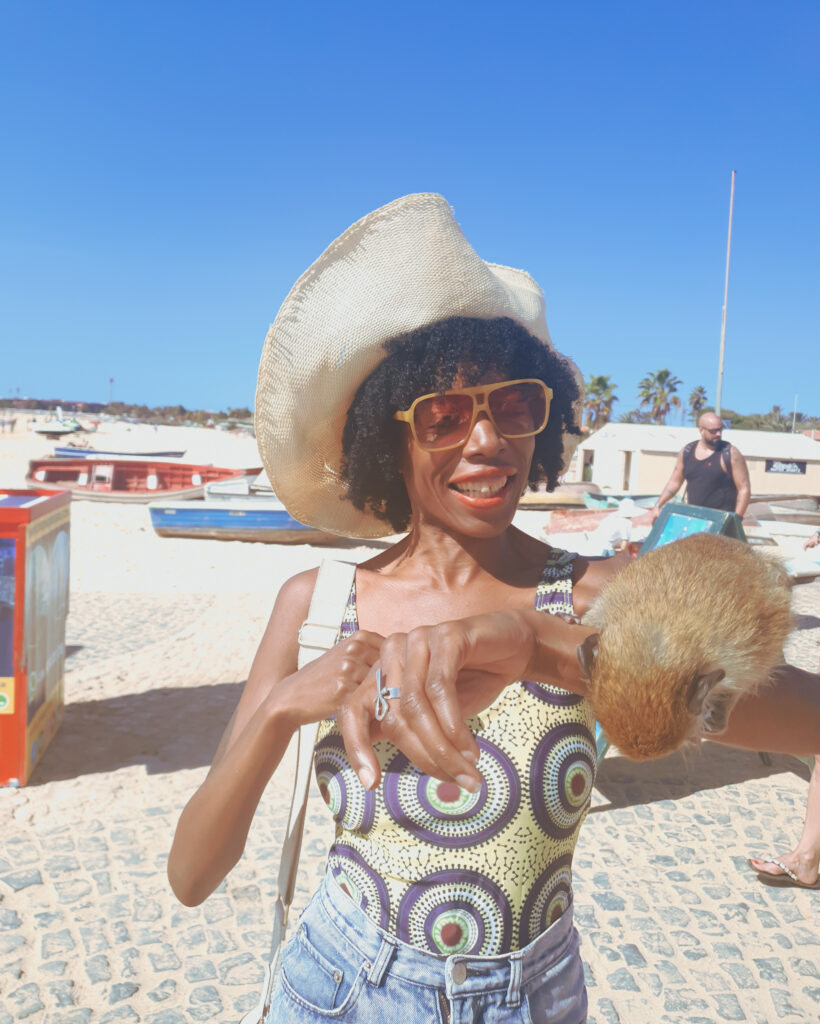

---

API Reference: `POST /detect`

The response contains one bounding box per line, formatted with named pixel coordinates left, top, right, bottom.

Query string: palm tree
left=637, top=369, right=682, bottom=424
left=583, top=375, right=618, bottom=430
left=618, top=408, right=653, bottom=424
left=688, top=385, right=708, bottom=423
left=761, top=405, right=790, bottom=432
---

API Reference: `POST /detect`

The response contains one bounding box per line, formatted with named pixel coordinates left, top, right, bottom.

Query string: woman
left=168, top=194, right=819, bottom=1021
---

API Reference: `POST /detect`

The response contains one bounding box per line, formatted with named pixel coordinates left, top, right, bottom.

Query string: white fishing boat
left=150, top=470, right=335, bottom=543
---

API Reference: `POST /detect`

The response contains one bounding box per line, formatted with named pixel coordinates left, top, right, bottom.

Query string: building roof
left=578, top=423, right=820, bottom=460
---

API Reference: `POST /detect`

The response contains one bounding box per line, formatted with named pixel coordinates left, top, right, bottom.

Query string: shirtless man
left=651, top=411, right=751, bottom=519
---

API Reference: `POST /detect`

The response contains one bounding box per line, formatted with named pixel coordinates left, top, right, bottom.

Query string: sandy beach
left=0, top=422, right=818, bottom=1023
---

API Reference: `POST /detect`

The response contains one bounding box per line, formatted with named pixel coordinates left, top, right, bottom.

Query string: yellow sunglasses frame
left=393, top=378, right=553, bottom=452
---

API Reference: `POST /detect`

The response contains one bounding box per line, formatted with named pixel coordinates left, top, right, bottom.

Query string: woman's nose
left=462, top=411, right=504, bottom=455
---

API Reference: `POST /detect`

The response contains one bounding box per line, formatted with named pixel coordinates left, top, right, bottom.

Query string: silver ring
left=374, top=668, right=401, bottom=721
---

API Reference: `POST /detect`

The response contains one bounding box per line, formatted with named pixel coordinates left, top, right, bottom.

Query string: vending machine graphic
left=0, top=489, right=70, bottom=786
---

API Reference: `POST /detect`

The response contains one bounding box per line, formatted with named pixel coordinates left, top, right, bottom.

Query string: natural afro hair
left=340, top=316, right=581, bottom=533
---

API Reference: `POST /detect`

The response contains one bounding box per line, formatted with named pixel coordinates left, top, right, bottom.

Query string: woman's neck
left=382, top=521, right=541, bottom=591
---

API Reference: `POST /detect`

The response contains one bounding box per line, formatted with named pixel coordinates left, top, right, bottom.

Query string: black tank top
left=682, top=440, right=737, bottom=512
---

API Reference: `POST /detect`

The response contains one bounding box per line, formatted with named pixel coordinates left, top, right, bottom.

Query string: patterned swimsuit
left=313, top=548, right=596, bottom=957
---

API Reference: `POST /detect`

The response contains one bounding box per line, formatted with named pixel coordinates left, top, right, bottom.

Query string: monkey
left=578, top=532, right=792, bottom=760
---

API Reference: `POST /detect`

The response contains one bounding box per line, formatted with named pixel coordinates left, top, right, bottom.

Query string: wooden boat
left=148, top=497, right=334, bottom=544
left=149, top=470, right=335, bottom=543
left=204, top=470, right=273, bottom=499
left=746, top=494, right=820, bottom=528
left=148, top=485, right=333, bottom=545
left=518, top=482, right=603, bottom=509
left=26, top=457, right=262, bottom=503
left=52, top=445, right=186, bottom=459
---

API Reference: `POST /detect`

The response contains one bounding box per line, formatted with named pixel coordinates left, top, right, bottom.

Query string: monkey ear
left=687, top=665, right=726, bottom=714
left=577, top=633, right=600, bottom=679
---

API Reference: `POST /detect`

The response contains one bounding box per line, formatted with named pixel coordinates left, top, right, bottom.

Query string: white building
left=565, top=424, right=820, bottom=496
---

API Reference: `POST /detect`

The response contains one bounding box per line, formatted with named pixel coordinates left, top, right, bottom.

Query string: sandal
left=749, top=857, right=820, bottom=890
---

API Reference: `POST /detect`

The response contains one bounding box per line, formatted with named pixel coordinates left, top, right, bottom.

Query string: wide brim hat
left=255, top=193, right=584, bottom=538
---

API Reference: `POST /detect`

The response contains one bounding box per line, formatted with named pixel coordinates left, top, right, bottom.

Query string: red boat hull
left=26, top=459, right=262, bottom=503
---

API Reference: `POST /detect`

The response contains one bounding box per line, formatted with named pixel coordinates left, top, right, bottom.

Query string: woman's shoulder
left=268, top=567, right=325, bottom=634
left=278, top=566, right=321, bottom=603
left=570, top=550, right=630, bottom=617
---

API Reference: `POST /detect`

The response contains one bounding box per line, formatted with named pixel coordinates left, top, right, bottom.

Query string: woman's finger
left=417, top=623, right=480, bottom=761
left=340, top=629, right=383, bottom=666
left=336, top=662, right=383, bottom=790
left=379, top=631, right=481, bottom=790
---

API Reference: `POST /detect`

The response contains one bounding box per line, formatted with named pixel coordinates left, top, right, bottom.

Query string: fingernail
left=358, top=767, right=376, bottom=790
left=456, top=773, right=481, bottom=794
left=461, top=749, right=478, bottom=765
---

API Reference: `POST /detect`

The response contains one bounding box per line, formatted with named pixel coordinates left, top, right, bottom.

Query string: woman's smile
left=448, top=468, right=517, bottom=505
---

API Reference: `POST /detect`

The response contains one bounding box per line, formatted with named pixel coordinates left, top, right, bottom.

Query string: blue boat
left=53, top=446, right=186, bottom=459
left=148, top=473, right=333, bottom=543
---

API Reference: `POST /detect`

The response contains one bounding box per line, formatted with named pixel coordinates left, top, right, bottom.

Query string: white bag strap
left=241, top=559, right=356, bottom=1024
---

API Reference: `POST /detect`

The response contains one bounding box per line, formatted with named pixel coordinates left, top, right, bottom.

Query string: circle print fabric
left=396, top=869, right=513, bottom=955
left=315, top=734, right=376, bottom=833
left=530, top=723, right=596, bottom=840
left=522, top=680, right=584, bottom=706
left=519, top=854, right=574, bottom=947
left=327, top=844, right=390, bottom=929
left=383, top=737, right=520, bottom=847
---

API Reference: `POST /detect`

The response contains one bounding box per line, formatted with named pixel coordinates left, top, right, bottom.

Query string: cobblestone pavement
left=1, top=582, right=819, bottom=1023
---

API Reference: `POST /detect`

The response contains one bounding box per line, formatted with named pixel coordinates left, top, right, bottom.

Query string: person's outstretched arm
left=339, top=627, right=820, bottom=792
left=713, top=663, right=820, bottom=755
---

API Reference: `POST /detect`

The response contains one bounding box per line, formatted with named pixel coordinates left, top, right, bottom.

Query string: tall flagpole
left=715, top=170, right=736, bottom=417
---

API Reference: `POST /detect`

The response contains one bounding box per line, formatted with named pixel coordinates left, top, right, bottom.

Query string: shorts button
left=451, top=963, right=467, bottom=984
left=333, top=969, right=342, bottom=983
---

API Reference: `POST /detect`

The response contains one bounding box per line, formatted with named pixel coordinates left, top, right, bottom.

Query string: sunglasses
left=393, top=378, right=552, bottom=452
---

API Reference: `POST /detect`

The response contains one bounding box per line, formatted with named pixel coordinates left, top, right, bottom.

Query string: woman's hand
left=337, top=609, right=594, bottom=792
left=272, top=629, right=384, bottom=730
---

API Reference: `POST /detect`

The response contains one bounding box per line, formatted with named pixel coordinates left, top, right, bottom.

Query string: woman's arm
left=167, top=570, right=381, bottom=906
left=715, top=663, right=820, bottom=755
left=338, top=607, right=599, bottom=792
left=336, top=552, right=629, bottom=791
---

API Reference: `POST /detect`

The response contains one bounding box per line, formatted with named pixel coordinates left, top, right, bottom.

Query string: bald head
left=698, top=413, right=721, bottom=431
left=698, top=412, right=723, bottom=448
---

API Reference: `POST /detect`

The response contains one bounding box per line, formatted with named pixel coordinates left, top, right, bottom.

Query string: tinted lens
left=413, top=393, right=475, bottom=449
left=488, top=381, right=548, bottom=436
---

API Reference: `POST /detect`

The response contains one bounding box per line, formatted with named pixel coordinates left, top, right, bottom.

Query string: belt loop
left=506, top=951, right=523, bottom=1007
left=367, top=935, right=397, bottom=987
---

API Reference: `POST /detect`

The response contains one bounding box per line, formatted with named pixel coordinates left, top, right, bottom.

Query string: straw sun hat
left=255, top=193, right=583, bottom=538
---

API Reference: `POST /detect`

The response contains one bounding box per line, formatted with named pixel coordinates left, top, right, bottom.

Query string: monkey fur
left=581, top=533, right=792, bottom=761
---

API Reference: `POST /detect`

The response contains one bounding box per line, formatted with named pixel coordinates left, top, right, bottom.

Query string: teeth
left=453, top=478, right=507, bottom=497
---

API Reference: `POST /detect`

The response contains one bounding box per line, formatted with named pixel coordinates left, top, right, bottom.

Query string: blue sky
left=1, top=1, right=817, bottom=419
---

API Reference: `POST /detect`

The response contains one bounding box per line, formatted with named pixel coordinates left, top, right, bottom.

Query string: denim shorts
left=267, top=874, right=587, bottom=1023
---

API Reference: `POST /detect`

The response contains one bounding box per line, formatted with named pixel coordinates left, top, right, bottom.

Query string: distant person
left=651, top=412, right=750, bottom=519
left=804, top=529, right=820, bottom=550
